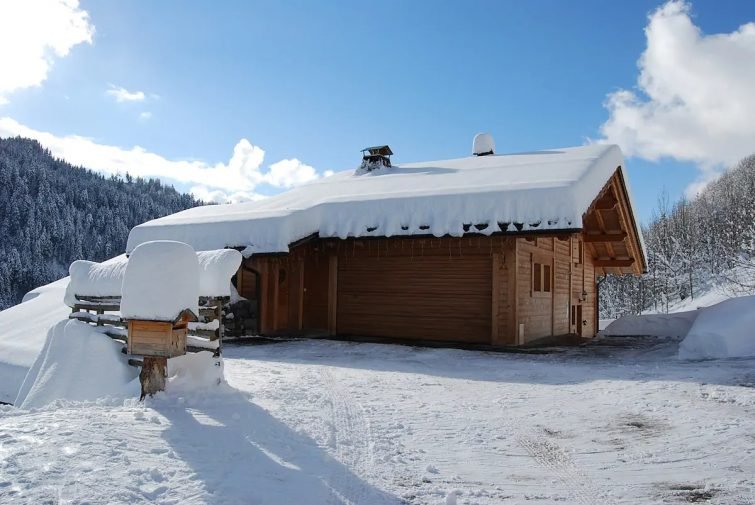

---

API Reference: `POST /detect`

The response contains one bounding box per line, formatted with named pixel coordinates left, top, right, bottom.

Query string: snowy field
left=2, top=337, right=754, bottom=504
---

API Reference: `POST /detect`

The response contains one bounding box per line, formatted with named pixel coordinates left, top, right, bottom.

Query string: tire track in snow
left=319, top=366, right=383, bottom=504
left=517, top=435, right=614, bottom=505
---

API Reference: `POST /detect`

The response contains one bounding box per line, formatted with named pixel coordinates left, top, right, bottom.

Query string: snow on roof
left=126, top=144, right=627, bottom=255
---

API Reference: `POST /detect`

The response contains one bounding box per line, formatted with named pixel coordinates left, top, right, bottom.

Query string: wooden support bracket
left=583, top=231, right=628, bottom=243
left=593, top=258, right=635, bottom=268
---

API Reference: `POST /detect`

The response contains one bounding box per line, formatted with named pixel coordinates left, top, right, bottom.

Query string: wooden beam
left=593, top=258, right=635, bottom=268
left=259, top=260, right=271, bottom=334
left=583, top=231, right=628, bottom=243
left=593, top=194, right=618, bottom=210
left=327, top=255, right=338, bottom=335
left=298, top=260, right=305, bottom=331
left=272, top=263, right=280, bottom=331
left=491, top=253, right=502, bottom=343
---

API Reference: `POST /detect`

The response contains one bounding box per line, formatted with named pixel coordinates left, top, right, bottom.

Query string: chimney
left=473, top=133, right=495, bottom=156
left=360, top=145, right=393, bottom=171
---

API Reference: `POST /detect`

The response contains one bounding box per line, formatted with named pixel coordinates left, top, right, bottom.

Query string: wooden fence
left=69, top=295, right=226, bottom=362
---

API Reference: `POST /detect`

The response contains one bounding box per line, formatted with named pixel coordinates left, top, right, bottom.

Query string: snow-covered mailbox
left=121, top=241, right=200, bottom=396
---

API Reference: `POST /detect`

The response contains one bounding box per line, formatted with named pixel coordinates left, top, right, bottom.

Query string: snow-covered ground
left=2, top=337, right=754, bottom=504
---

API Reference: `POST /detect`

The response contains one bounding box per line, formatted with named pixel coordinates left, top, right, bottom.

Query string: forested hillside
left=601, top=154, right=755, bottom=318
left=0, top=137, right=202, bottom=309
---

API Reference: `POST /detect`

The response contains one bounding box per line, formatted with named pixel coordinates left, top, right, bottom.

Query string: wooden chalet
left=127, top=141, right=646, bottom=347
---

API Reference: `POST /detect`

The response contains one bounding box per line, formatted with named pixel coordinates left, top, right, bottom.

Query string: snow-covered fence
left=64, top=248, right=242, bottom=356
left=69, top=295, right=227, bottom=354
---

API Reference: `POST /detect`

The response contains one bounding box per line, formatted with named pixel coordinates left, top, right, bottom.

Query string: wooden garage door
left=337, top=255, right=491, bottom=343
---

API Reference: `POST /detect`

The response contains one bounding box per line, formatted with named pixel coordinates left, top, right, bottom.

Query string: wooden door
left=576, top=304, right=583, bottom=337
left=337, top=255, right=491, bottom=343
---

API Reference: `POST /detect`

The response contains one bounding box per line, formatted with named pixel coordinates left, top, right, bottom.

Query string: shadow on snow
left=152, top=386, right=404, bottom=505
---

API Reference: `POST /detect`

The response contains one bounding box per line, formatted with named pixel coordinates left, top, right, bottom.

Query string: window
left=532, top=262, right=552, bottom=294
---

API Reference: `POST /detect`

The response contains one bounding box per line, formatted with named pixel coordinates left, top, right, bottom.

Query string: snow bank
left=197, top=249, right=242, bottom=297
left=0, top=278, right=70, bottom=403
left=678, top=296, right=755, bottom=360
left=166, top=351, right=224, bottom=394
left=121, top=241, right=199, bottom=321
left=126, top=144, right=633, bottom=255
left=16, top=320, right=140, bottom=408
left=63, top=255, right=128, bottom=307
left=602, top=310, right=698, bottom=337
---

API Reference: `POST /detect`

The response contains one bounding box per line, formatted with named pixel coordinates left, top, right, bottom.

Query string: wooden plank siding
left=245, top=231, right=600, bottom=345
left=553, top=238, right=571, bottom=336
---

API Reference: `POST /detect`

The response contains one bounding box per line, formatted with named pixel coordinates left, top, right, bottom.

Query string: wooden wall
left=516, top=237, right=555, bottom=342
left=240, top=232, right=598, bottom=345
left=514, top=235, right=597, bottom=344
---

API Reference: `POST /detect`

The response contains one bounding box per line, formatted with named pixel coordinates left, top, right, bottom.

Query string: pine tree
left=0, top=137, right=203, bottom=309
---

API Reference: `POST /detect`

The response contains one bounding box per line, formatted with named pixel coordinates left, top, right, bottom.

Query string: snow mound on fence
left=63, top=250, right=240, bottom=306
left=678, top=295, right=755, bottom=360
left=197, top=249, right=242, bottom=297
left=601, top=310, right=698, bottom=338
left=63, top=255, right=129, bottom=307
left=0, top=277, right=71, bottom=403
left=166, top=351, right=225, bottom=394
left=16, top=320, right=140, bottom=408
left=121, top=241, right=199, bottom=321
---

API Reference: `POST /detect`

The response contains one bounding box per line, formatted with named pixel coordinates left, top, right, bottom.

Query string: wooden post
left=272, top=263, right=280, bottom=330
left=491, top=253, right=502, bottom=344
left=298, top=260, right=305, bottom=331
left=215, top=298, right=223, bottom=357
left=327, top=255, right=338, bottom=335
left=140, top=356, right=167, bottom=399
left=512, top=240, right=520, bottom=345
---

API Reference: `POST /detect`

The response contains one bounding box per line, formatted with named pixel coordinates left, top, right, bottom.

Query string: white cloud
left=0, top=117, right=323, bottom=202
left=189, top=186, right=268, bottom=204
left=106, top=84, right=146, bottom=103
left=600, top=0, right=755, bottom=196
left=139, top=111, right=152, bottom=121
left=0, top=0, right=94, bottom=104
left=267, top=158, right=319, bottom=188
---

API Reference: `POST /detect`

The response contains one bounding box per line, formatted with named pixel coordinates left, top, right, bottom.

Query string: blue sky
left=1, top=0, right=754, bottom=223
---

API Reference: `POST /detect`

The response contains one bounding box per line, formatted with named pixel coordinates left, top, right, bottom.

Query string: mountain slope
left=0, top=136, right=202, bottom=309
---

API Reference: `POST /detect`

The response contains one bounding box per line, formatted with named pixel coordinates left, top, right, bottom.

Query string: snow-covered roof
left=127, top=144, right=628, bottom=255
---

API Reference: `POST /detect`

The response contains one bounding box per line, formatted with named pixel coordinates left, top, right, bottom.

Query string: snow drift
left=0, top=278, right=71, bottom=403
left=121, top=241, right=199, bottom=321
left=601, top=311, right=698, bottom=338
left=678, top=295, right=755, bottom=360
left=603, top=294, right=755, bottom=360
left=16, top=320, right=140, bottom=408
